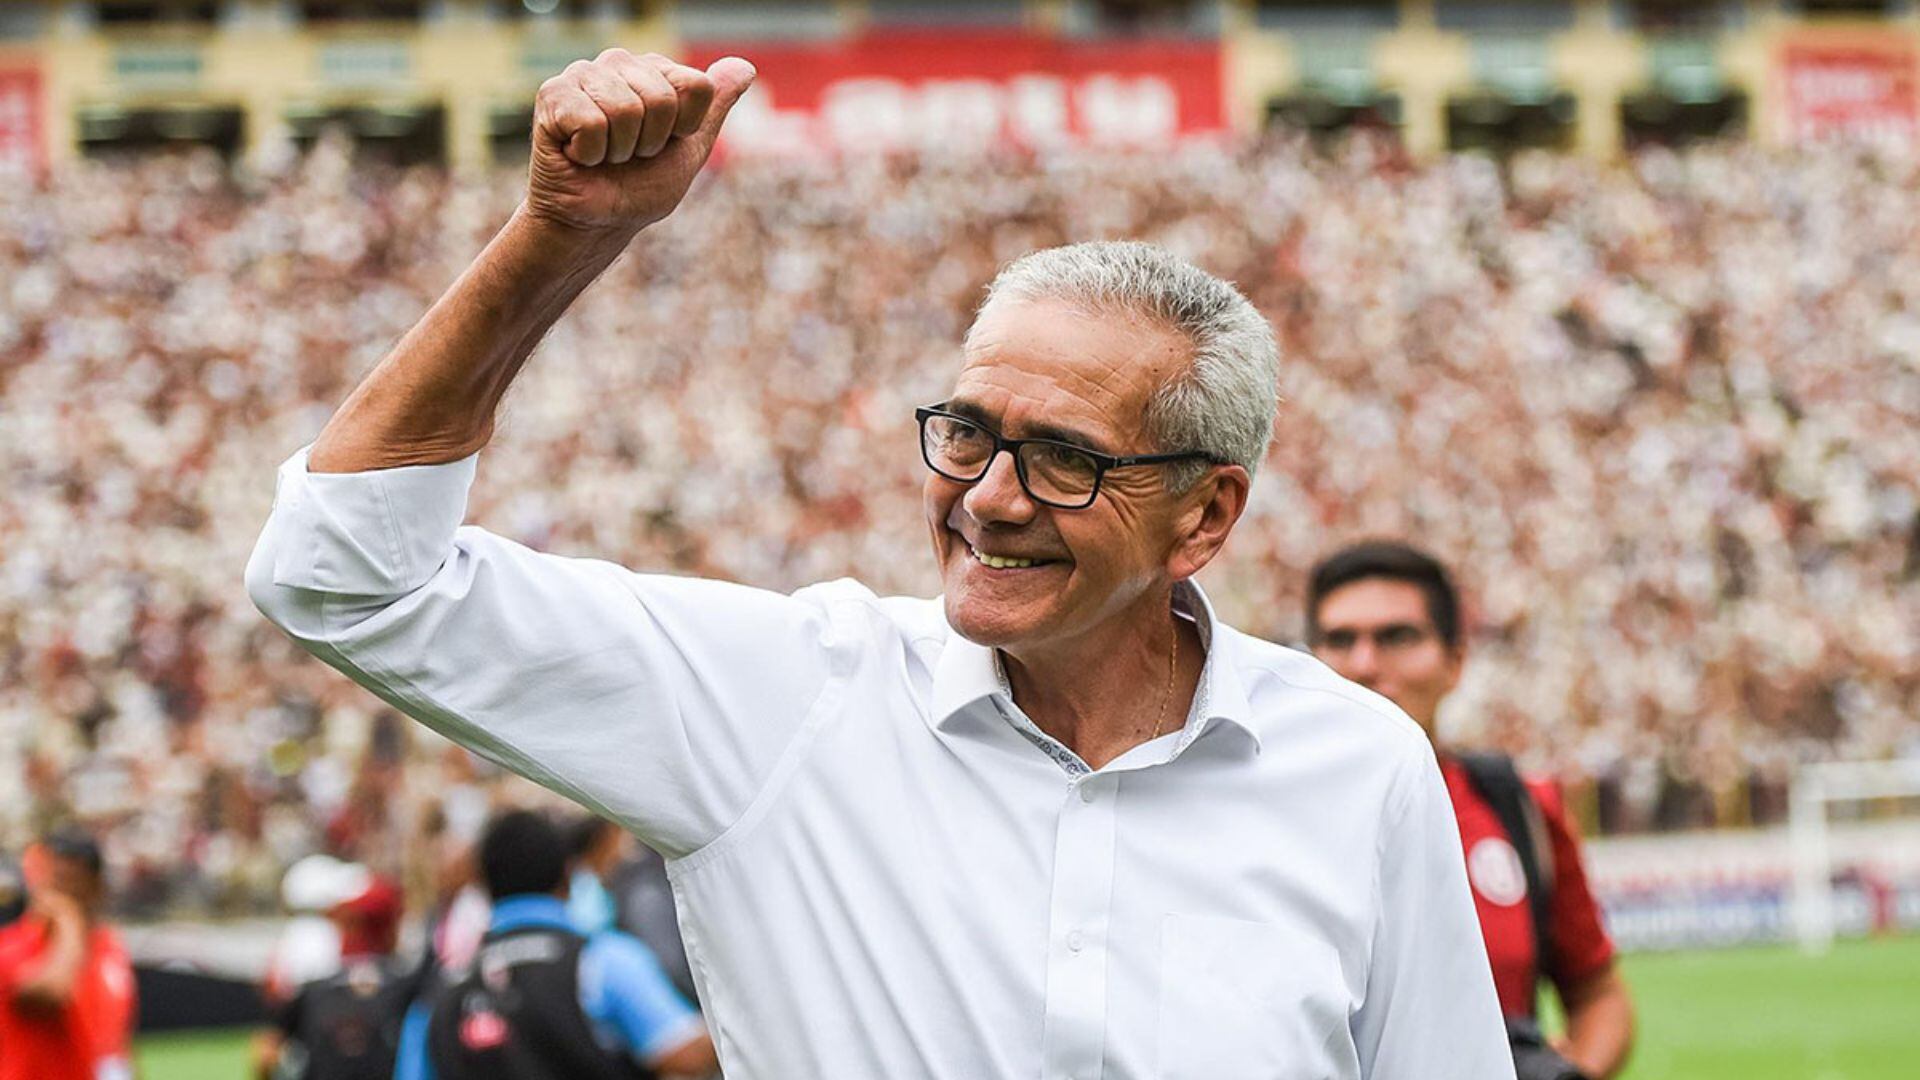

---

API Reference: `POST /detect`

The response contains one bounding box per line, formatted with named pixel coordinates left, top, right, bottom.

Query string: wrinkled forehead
left=951, top=296, right=1188, bottom=442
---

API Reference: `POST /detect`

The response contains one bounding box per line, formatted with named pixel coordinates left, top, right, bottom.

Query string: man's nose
left=1343, top=640, right=1380, bottom=686
left=961, top=450, right=1037, bottom=525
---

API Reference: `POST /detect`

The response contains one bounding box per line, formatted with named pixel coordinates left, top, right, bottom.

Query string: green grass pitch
left=136, top=935, right=1920, bottom=1079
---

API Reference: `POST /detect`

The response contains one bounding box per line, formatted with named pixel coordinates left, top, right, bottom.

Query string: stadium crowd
left=2, top=132, right=1917, bottom=913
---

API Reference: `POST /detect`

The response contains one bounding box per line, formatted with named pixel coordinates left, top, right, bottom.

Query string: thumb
left=695, top=57, right=757, bottom=144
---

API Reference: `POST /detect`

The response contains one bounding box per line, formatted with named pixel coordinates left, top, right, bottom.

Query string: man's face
left=1311, top=578, right=1462, bottom=733
left=925, top=298, right=1204, bottom=652
left=25, top=847, right=103, bottom=917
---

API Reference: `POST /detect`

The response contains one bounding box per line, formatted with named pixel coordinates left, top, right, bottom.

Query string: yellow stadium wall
left=11, top=0, right=1920, bottom=164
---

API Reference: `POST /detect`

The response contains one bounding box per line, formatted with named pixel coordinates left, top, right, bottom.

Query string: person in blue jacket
left=394, top=811, right=717, bottom=1080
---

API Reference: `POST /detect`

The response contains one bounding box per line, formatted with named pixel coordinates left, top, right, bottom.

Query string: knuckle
left=563, top=59, right=592, bottom=77
left=597, top=47, right=633, bottom=64
left=559, top=100, right=604, bottom=127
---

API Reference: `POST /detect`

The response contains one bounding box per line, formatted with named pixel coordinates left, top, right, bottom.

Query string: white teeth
left=970, top=547, right=1037, bottom=569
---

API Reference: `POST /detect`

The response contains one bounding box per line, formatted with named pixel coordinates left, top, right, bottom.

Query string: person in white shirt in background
left=262, top=854, right=362, bottom=1005
left=247, top=48, right=1513, bottom=1079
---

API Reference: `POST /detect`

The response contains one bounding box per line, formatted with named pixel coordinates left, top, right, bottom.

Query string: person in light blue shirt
left=565, top=816, right=624, bottom=937
left=394, top=812, right=717, bottom=1080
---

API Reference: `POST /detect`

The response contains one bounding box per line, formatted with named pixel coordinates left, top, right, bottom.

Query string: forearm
left=14, top=918, right=86, bottom=1008
left=1560, top=970, right=1635, bottom=1079
left=308, top=207, right=637, bottom=474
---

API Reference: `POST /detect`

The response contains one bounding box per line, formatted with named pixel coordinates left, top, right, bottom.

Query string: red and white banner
left=1780, top=38, right=1919, bottom=146
left=688, top=31, right=1225, bottom=156
left=0, top=65, right=44, bottom=176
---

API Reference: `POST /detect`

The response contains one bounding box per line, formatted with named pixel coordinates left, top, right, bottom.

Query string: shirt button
left=1066, top=930, right=1086, bottom=953
left=1079, top=784, right=1097, bottom=804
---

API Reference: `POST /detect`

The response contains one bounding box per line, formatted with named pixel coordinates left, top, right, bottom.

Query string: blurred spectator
left=565, top=815, right=628, bottom=938
left=405, top=811, right=716, bottom=1080
left=0, top=829, right=137, bottom=1080
left=1, top=134, right=1917, bottom=912
left=569, top=815, right=699, bottom=1005
left=254, top=869, right=412, bottom=1080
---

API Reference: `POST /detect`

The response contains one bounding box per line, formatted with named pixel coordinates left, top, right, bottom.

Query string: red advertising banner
left=1780, top=38, right=1919, bottom=145
left=0, top=65, right=43, bottom=175
left=687, top=31, right=1224, bottom=156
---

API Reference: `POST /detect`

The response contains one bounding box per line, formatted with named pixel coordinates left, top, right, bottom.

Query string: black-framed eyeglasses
left=915, top=404, right=1218, bottom=510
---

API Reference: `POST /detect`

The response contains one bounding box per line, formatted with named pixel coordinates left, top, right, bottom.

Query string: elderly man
left=247, top=51, right=1511, bottom=1078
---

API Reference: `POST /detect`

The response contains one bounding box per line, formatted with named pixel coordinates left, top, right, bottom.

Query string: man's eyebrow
left=943, top=398, right=1109, bottom=452
left=1318, top=620, right=1428, bottom=638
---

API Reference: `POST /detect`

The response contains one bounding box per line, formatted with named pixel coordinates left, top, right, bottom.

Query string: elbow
left=245, top=525, right=296, bottom=630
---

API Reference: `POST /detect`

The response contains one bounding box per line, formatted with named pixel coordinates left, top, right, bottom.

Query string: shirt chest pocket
left=1155, top=913, right=1354, bottom=1080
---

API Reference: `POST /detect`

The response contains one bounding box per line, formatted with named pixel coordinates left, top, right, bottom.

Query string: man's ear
left=1167, top=465, right=1250, bottom=581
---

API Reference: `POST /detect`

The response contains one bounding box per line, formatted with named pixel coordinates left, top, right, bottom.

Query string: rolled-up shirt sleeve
left=1350, top=740, right=1517, bottom=1080
left=246, top=447, right=853, bottom=857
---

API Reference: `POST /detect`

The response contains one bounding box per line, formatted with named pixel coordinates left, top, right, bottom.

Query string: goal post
left=1789, top=759, right=1920, bottom=954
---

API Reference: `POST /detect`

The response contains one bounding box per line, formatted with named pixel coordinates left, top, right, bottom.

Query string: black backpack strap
left=1457, top=751, right=1557, bottom=997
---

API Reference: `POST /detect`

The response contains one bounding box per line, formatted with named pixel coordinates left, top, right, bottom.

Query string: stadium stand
left=0, top=1, right=1915, bottom=930
left=2, top=133, right=1917, bottom=914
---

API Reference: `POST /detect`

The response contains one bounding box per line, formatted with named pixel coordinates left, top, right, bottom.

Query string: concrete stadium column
left=1563, top=0, right=1630, bottom=158
left=1218, top=0, right=1279, bottom=138
left=1386, top=0, right=1454, bottom=158
left=42, top=1, right=103, bottom=164
left=431, top=0, right=498, bottom=170
left=227, top=0, right=294, bottom=168
left=1731, top=0, right=1784, bottom=147
left=446, top=88, right=490, bottom=170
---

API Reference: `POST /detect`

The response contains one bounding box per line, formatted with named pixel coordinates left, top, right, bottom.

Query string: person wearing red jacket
left=1307, top=541, right=1635, bottom=1080
left=0, top=830, right=137, bottom=1080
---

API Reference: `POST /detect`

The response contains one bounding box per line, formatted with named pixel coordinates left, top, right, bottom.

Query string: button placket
left=1039, top=775, right=1119, bottom=1079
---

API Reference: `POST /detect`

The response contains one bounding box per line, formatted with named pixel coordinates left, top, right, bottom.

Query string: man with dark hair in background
left=414, top=811, right=716, bottom=1080
left=1306, top=540, right=1636, bottom=1080
left=0, top=829, right=137, bottom=1080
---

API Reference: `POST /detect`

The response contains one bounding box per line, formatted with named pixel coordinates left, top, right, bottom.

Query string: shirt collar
left=488, top=893, right=574, bottom=934
left=928, top=580, right=1260, bottom=754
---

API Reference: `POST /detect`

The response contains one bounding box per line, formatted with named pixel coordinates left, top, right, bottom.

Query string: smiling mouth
left=962, top=540, right=1060, bottom=571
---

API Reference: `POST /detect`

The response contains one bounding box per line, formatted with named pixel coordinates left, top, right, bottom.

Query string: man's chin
left=942, top=594, right=1042, bottom=649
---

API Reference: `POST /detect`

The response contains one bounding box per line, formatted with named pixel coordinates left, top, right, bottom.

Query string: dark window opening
left=96, top=1, right=220, bottom=25
left=1793, top=0, right=1899, bottom=15
left=1435, top=0, right=1575, bottom=33
left=488, top=105, right=536, bottom=165
left=1623, top=0, right=1742, bottom=32
left=1266, top=92, right=1402, bottom=141
left=1084, top=0, right=1208, bottom=34
left=1254, top=0, right=1397, bottom=31
left=1446, top=91, right=1578, bottom=154
left=502, top=1, right=650, bottom=19
left=1621, top=91, right=1748, bottom=147
left=298, top=1, right=427, bottom=22
left=286, top=103, right=446, bottom=166
left=77, top=105, right=243, bottom=157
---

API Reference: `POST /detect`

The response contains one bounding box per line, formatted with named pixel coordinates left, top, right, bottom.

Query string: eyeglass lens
left=921, top=414, right=1102, bottom=507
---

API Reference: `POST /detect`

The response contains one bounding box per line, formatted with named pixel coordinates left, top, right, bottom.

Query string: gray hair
left=971, top=241, right=1279, bottom=491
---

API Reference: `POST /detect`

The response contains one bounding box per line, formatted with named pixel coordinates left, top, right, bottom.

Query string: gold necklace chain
left=1149, top=621, right=1180, bottom=741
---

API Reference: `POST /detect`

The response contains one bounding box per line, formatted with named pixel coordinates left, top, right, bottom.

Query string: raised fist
left=526, top=50, right=755, bottom=234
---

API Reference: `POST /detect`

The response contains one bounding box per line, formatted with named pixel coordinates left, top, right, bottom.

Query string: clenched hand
left=526, top=50, right=756, bottom=234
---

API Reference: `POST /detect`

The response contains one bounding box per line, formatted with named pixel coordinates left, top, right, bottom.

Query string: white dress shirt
left=247, top=447, right=1514, bottom=1080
